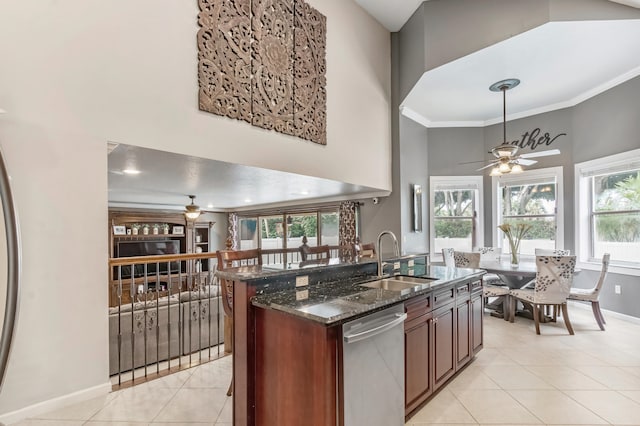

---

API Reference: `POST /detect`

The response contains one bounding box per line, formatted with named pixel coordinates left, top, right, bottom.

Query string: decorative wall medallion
left=197, top=0, right=327, bottom=145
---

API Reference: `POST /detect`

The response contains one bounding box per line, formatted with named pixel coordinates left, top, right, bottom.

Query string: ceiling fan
left=474, top=78, right=561, bottom=175
left=184, top=195, right=218, bottom=220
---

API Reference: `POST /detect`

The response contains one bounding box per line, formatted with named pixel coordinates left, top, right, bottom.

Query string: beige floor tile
left=409, top=424, right=478, bottom=426
left=470, top=348, right=517, bottom=367
left=573, top=365, right=640, bottom=390
left=454, top=389, right=541, bottom=424
left=31, top=393, right=118, bottom=421
left=184, top=360, right=232, bottom=389
left=153, top=387, right=227, bottom=423
left=214, top=397, right=233, bottom=423
left=564, top=390, right=640, bottom=425
left=408, top=389, right=477, bottom=424
left=447, top=368, right=500, bottom=391
left=139, top=368, right=194, bottom=389
left=508, top=389, right=607, bottom=424
left=13, top=421, right=85, bottom=425
left=619, top=390, right=640, bottom=404
left=524, top=365, right=608, bottom=390
left=151, top=423, right=213, bottom=426
left=480, top=365, right=554, bottom=390
left=89, top=387, right=178, bottom=423
left=87, top=422, right=150, bottom=425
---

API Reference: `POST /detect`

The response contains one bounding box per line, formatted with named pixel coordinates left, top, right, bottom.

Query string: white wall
left=0, top=0, right=391, bottom=420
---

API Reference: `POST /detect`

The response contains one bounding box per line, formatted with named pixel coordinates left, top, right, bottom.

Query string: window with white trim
left=492, top=166, right=564, bottom=256
left=576, top=149, right=640, bottom=273
left=430, top=176, right=484, bottom=260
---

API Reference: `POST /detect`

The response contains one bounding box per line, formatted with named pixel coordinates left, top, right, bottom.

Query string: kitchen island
left=216, top=255, right=485, bottom=425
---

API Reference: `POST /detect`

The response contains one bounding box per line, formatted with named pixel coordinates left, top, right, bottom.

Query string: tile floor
left=13, top=304, right=640, bottom=425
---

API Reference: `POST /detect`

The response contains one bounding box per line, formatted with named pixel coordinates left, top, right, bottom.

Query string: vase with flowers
left=498, top=223, right=532, bottom=266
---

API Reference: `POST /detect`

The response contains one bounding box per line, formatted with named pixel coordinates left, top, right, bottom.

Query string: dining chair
left=442, top=248, right=455, bottom=267
left=304, top=244, right=331, bottom=260
left=473, top=247, right=511, bottom=321
left=359, top=242, right=376, bottom=258
left=535, top=248, right=570, bottom=255
left=453, top=251, right=481, bottom=268
left=531, top=249, right=571, bottom=317
left=509, top=255, right=577, bottom=335
left=216, top=248, right=263, bottom=396
left=567, top=253, right=610, bottom=331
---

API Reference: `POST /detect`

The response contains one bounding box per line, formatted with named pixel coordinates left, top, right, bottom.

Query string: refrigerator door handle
left=0, top=145, right=21, bottom=393
left=343, top=313, right=407, bottom=344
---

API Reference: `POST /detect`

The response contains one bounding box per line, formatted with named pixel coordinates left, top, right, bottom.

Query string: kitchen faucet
left=376, top=230, right=399, bottom=278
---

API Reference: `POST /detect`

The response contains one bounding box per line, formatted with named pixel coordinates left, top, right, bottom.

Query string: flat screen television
left=115, top=240, right=181, bottom=279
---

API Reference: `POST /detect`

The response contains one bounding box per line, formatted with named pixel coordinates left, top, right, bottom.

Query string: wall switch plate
left=296, top=289, right=309, bottom=300
left=296, top=275, right=309, bottom=287
left=615, top=285, right=621, bottom=294
left=408, top=259, right=415, bottom=267
left=393, top=262, right=400, bottom=270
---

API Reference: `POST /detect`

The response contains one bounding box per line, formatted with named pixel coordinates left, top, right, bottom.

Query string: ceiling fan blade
left=459, top=159, right=491, bottom=165
left=516, top=158, right=538, bottom=166
left=519, top=149, right=561, bottom=159
left=476, top=162, right=498, bottom=171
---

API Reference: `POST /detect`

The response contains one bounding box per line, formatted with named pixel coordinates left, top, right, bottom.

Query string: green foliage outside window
left=594, top=171, right=640, bottom=242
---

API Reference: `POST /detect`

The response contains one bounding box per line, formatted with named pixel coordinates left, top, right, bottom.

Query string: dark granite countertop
left=251, top=265, right=485, bottom=325
left=215, top=256, right=377, bottom=282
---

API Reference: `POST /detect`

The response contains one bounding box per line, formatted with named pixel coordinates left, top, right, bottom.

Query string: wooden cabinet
left=432, top=303, right=455, bottom=390
left=404, top=295, right=433, bottom=415
left=404, top=277, right=483, bottom=419
left=471, top=280, right=484, bottom=354
left=456, top=282, right=471, bottom=369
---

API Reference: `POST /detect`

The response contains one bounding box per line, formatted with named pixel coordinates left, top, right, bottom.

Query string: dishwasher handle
left=343, top=313, right=407, bottom=344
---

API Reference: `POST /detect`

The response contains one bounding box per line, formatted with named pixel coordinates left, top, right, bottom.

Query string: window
left=576, top=149, right=640, bottom=274
left=493, top=167, right=563, bottom=256
left=237, top=207, right=344, bottom=262
left=430, top=176, right=484, bottom=260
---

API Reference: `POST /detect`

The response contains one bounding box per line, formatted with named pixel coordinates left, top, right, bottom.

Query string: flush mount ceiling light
left=476, top=78, right=560, bottom=176
left=184, top=195, right=201, bottom=220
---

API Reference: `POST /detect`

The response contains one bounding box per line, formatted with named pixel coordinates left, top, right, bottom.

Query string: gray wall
left=425, top=76, right=640, bottom=318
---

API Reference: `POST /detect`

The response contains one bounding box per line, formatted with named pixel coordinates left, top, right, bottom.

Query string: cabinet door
left=456, top=299, right=471, bottom=369
left=405, top=314, right=432, bottom=414
left=432, top=304, right=455, bottom=391
left=471, top=293, right=484, bottom=354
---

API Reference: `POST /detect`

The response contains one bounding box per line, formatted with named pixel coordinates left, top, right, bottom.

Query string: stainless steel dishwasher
left=342, top=303, right=407, bottom=426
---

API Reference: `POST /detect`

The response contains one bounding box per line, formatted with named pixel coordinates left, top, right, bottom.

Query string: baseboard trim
left=568, top=300, right=640, bottom=325
left=0, top=381, right=111, bottom=425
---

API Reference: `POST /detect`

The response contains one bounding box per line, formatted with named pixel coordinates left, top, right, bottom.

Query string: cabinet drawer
left=470, top=280, right=483, bottom=295
left=405, top=294, right=431, bottom=321
left=456, top=283, right=470, bottom=297
left=433, top=287, right=455, bottom=309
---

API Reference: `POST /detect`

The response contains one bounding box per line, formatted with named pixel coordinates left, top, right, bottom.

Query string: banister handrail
left=109, top=252, right=218, bottom=267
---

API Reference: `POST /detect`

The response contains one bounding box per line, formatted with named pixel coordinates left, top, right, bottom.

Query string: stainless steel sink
left=361, top=279, right=421, bottom=294
left=391, top=275, right=437, bottom=284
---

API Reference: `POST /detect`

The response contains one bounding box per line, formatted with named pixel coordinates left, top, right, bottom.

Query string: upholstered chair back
left=533, top=255, right=576, bottom=304
left=453, top=251, right=481, bottom=269
left=473, top=247, right=502, bottom=261
left=535, top=248, right=570, bottom=256
left=442, top=248, right=455, bottom=267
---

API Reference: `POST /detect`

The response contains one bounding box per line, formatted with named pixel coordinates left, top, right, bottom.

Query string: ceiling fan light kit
left=184, top=195, right=201, bottom=220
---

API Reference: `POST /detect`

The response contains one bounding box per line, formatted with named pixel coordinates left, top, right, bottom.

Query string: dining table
left=479, top=259, right=537, bottom=289
left=479, top=258, right=538, bottom=319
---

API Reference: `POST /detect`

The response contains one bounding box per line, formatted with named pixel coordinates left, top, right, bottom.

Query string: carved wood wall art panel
left=293, top=1, right=326, bottom=144
left=197, top=0, right=327, bottom=145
